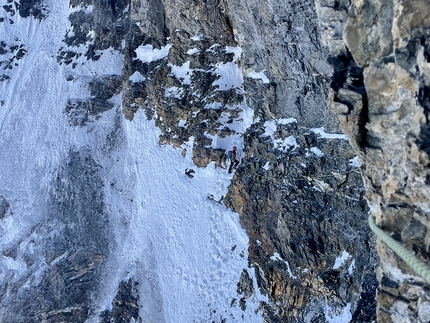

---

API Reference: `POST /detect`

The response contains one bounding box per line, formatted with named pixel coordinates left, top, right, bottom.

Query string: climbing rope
left=368, top=213, right=430, bottom=285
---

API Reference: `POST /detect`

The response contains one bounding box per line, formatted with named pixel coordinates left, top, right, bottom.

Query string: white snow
left=212, top=61, right=243, bottom=91
left=278, top=117, right=297, bottom=125
left=169, top=61, right=192, bottom=85
left=261, top=120, right=277, bottom=138
left=275, top=136, right=300, bottom=152
left=261, top=120, right=300, bottom=152
left=333, top=250, right=351, bottom=270
left=135, top=44, right=171, bottom=63
left=129, top=71, right=146, bottom=83
left=325, top=303, right=352, bottom=323
left=348, top=259, right=356, bottom=276
left=187, top=48, right=200, bottom=55
left=310, top=127, right=348, bottom=140
left=263, top=162, right=270, bottom=170
left=212, top=46, right=244, bottom=93
left=349, top=156, right=361, bottom=167
left=164, top=86, right=184, bottom=99
left=246, top=71, right=270, bottom=84
left=190, top=35, right=203, bottom=41
left=226, top=46, right=242, bottom=61
left=310, top=147, right=324, bottom=157
left=0, top=2, right=265, bottom=322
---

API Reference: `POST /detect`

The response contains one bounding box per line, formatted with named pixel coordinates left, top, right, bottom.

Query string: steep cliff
left=123, top=0, right=378, bottom=321
left=0, top=0, right=400, bottom=322
left=316, top=0, right=430, bottom=322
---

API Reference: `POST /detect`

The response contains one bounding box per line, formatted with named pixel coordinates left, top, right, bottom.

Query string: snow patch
left=246, top=71, right=270, bottom=84
left=191, top=35, right=203, bottom=41
left=310, top=127, right=348, bottom=140
left=164, top=86, right=184, bottom=99
left=135, top=44, right=171, bottom=63
left=310, top=147, right=324, bottom=157
left=274, top=136, right=299, bottom=152
left=333, top=250, right=351, bottom=270
left=325, top=303, right=352, bottom=323
left=129, top=71, right=146, bottom=83
left=278, top=118, right=297, bottom=125
left=212, top=61, right=243, bottom=92
left=226, top=46, right=242, bottom=61
left=187, top=48, right=200, bottom=55
left=349, top=156, right=361, bottom=167
left=348, top=259, right=356, bottom=276
left=169, top=61, right=192, bottom=85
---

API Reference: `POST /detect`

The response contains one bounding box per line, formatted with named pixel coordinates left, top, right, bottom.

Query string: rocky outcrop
left=121, top=0, right=378, bottom=321
left=99, top=279, right=142, bottom=323
left=316, top=0, right=430, bottom=321
left=0, top=149, right=110, bottom=323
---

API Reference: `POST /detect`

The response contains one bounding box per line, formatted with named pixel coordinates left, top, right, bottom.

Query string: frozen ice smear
left=0, top=2, right=264, bottom=322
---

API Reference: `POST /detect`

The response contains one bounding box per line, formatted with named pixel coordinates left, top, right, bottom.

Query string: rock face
left=316, top=0, right=430, bottom=321
left=123, top=0, right=377, bottom=321
left=4, top=0, right=412, bottom=321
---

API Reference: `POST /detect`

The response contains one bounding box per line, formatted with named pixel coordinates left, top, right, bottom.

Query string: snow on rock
left=0, top=2, right=265, bottom=322
left=212, top=46, right=244, bottom=93
left=325, top=303, right=352, bottom=323
left=187, top=48, right=200, bottom=55
left=310, top=147, right=324, bottom=157
left=348, top=259, right=356, bottom=275
left=275, top=136, right=299, bottom=152
left=168, top=60, right=192, bottom=85
left=135, top=44, right=171, bottom=63
left=129, top=71, right=146, bottom=83
left=310, top=127, right=348, bottom=140
left=212, top=61, right=243, bottom=92
left=190, top=35, right=204, bottom=41
left=260, top=119, right=300, bottom=153
left=349, top=156, right=361, bottom=167
left=333, top=250, right=351, bottom=269
left=246, top=70, right=270, bottom=83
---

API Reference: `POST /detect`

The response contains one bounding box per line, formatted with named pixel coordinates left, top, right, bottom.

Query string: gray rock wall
left=316, top=0, right=430, bottom=321
left=123, top=0, right=378, bottom=321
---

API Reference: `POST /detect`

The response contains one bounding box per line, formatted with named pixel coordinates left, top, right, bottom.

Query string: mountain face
left=316, top=0, right=430, bottom=322
left=0, top=0, right=428, bottom=323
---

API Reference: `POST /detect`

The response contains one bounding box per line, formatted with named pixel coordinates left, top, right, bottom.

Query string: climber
left=227, top=146, right=240, bottom=174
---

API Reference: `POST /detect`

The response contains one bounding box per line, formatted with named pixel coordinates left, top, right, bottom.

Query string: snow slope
left=0, top=1, right=265, bottom=322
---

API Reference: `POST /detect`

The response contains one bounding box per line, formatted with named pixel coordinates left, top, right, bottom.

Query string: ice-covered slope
left=0, top=1, right=265, bottom=322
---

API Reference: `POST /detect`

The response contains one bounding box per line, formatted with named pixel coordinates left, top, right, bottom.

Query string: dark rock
left=0, top=196, right=10, bottom=219
left=99, top=279, right=142, bottom=323
left=401, top=219, right=427, bottom=242
left=18, top=0, right=49, bottom=20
